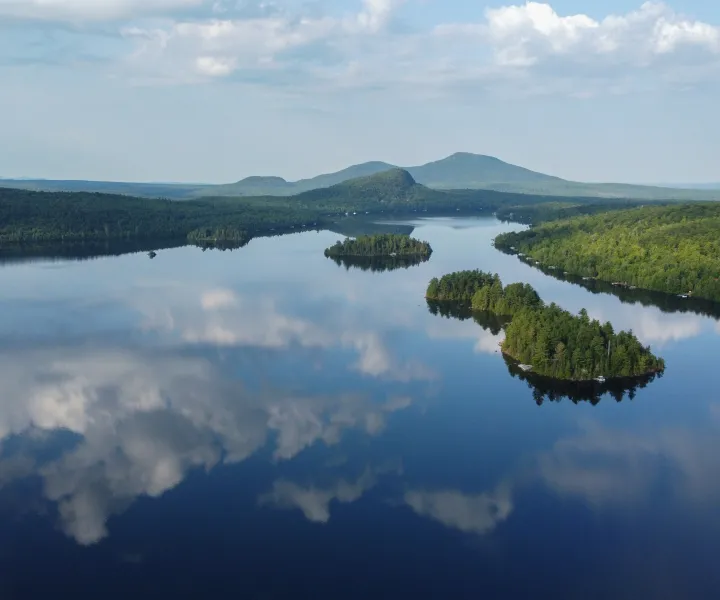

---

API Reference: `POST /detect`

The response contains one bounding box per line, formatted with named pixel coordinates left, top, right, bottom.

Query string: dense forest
left=0, top=169, right=650, bottom=248
left=426, top=270, right=501, bottom=302
left=324, top=234, right=432, bottom=258
left=495, top=203, right=720, bottom=302
left=503, top=302, right=664, bottom=380
left=0, top=187, right=325, bottom=244
left=501, top=253, right=720, bottom=320
left=427, top=271, right=665, bottom=380
left=494, top=199, right=657, bottom=225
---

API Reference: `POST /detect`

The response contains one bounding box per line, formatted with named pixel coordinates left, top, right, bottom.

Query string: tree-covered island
left=426, top=270, right=665, bottom=381
left=324, top=234, right=432, bottom=258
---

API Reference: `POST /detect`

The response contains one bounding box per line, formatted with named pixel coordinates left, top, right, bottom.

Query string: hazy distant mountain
left=211, top=161, right=396, bottom=197
left=407, top=152, right=561, bottom=187
left=2, top=152, right=719, bottom=201
left=658, top=183, right=720, bottom=190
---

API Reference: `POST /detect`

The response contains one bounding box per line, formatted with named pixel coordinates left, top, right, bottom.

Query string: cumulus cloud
left=436, top=2, right=720, bottom=68
left=121, top=0, right=405, bottom=81
left=5, top=1, right=719, bottom=92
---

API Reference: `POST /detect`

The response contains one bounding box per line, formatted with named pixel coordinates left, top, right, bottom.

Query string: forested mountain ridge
left=0, top=171, right=584, bottom=244
left=495, top=203, right=720, bottom=302
left=1, top=169, right=713, bottom=247
left=4, top=153, right=718, bottom=201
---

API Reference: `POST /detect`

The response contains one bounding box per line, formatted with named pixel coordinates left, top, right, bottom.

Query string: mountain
left=209, top=161, right=396, bottom=197
left=2, top=153, right=719, bottom=201
left=0, top=179, right=207, bottom=199
left=407, top=152, right=561, bottom=187
left=0, top=170, right=651, bottom=246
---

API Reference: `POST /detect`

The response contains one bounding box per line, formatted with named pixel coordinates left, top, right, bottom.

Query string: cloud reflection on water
left=0, top=344, right=416, bottom=545
left=137, top=287, right=437, bottom=383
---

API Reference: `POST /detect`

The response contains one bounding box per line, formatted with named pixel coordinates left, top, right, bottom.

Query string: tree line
left=427, top=270, right=665, bottom=381
left=324, top=234, right=432, bottom=258
left=426, top=270, right=501, bottom=302
left=0, top=188, right=325, bottom=244
left=494, top=203, right=720, bottom=302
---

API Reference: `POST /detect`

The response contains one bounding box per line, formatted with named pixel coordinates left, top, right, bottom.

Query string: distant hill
left=408, top=152, right=560, bottom=187
left=0, top=170, right=657, bottom=245
left=3, top=152, right=719, bottom=201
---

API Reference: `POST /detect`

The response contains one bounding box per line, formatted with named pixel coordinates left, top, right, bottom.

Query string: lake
left=0, top=216, right=718, bottom=599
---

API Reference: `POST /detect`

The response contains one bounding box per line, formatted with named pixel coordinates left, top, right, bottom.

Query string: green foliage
left=495, top=203, right=720, bottom=302
left=1, top=168, right=606, bottom=246
left=503, top=303, right=664, bottom=380
left=471, top=281, right=542, bottom=314
left=429, top=272, right=665, bottom=380
left=324, top=234, right=432, bottom=258
left=425, top=270, right=501, bottom=302
left=494, top=200, right=656, bottom=225
left=0, top=187, right=324, bottom=244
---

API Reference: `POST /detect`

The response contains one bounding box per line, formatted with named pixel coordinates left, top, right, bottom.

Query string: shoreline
left=501, top=349, right=664, bottom=383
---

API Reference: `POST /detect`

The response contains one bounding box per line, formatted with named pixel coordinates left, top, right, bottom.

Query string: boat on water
left=595, top=376, right=606, bottom=383
left=519, top=364, right=533, bottom=372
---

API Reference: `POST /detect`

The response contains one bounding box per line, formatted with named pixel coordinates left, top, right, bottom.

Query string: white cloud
left=121, top=0, right=404, bottom=81
left=5, top=1, right=719, bottom=93
left=404, top=484, right=513, bottom=535
left=436, top=2, right=720, bottom=69
left=354, top=0, right=403, bottom=34
left=196, top=55, right=236, bottom=76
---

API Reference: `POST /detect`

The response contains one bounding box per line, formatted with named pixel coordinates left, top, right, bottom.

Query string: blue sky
left=1, top=0, right=718, bottom=183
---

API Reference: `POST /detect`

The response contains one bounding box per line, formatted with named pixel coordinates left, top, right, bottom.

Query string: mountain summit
left=408, top=152, right=561, bottom=187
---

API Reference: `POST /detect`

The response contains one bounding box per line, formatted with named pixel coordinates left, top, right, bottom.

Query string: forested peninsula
left=0, top=187, right=323, bottom=244
left=494, top=203, right=720, bottom=303
left=426, top=271, right=665, bottom=381
left=324, top=234, right=432, bottom=258
left=0, top=169, right=632, bottom=247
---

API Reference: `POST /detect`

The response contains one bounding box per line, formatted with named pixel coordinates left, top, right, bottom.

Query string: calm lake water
left=1, top=217, right=718, bottom=599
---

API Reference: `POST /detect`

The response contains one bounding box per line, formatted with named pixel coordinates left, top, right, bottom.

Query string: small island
left=426, top=271, right=665, bottom=381
left=187, top=227, right=251, bottom=250
left=324, top=234, right=432, bottom=259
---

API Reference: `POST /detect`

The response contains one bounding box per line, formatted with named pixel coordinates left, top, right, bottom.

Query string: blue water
left=0, top=217, right=718, bottom=599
